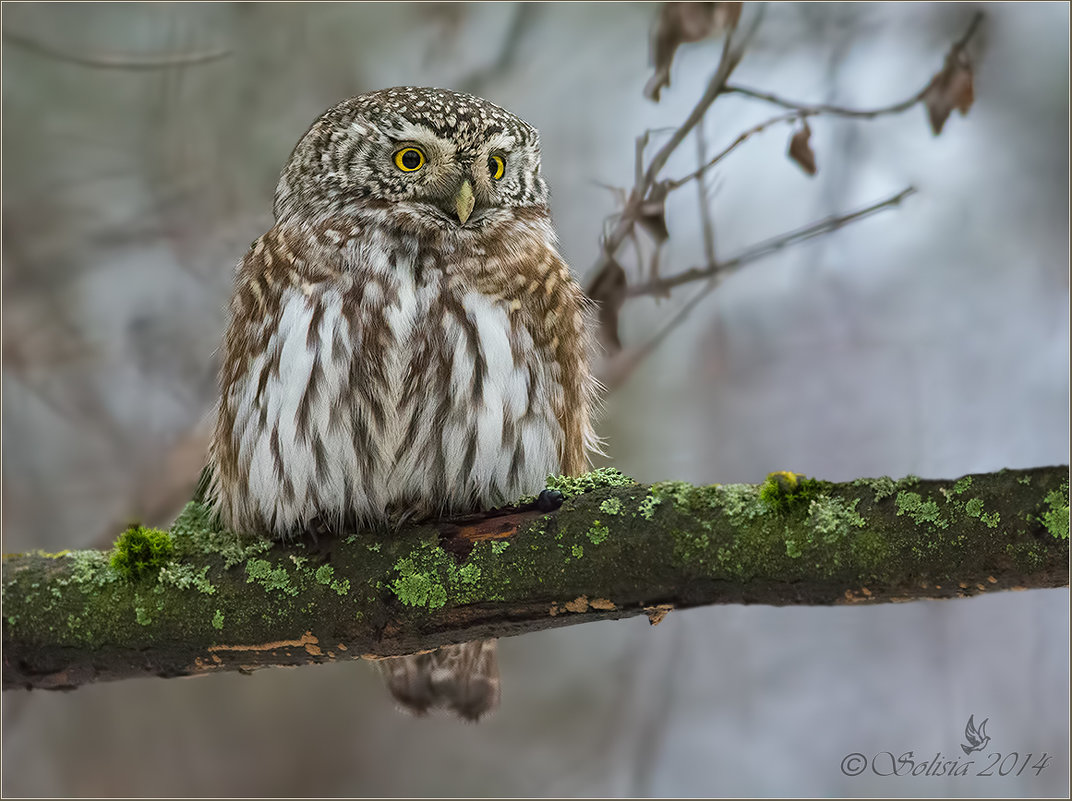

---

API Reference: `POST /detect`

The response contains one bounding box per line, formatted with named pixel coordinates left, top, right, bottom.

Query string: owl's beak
left=454, top=180, right=475, bottom=224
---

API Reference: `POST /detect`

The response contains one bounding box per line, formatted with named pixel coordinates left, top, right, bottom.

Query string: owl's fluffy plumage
left=208, top=87, right=599, bottom=720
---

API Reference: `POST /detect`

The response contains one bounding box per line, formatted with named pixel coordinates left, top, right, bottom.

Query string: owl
left=207, top=87, right=600, bottom=720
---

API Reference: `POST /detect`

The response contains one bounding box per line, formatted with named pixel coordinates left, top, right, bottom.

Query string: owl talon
left=298, top=516, right=336, bottom=558
left=535, top=488, right=564, bottom=512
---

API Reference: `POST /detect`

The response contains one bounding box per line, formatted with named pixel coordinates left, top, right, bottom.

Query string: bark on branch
left=3, top=465, right=1068, bottom=691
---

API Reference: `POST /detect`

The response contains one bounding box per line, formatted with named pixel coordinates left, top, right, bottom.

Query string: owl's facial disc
left=272, top=88, right=549, bottom=224
left=375, top=121, right=525, bottom=225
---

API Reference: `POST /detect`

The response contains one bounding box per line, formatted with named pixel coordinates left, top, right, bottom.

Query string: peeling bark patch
left=547, top=596, right=596, bottom=615
left=842, top=589, right=872, bottom=604
left=208, top=630, right=320, bottom=655
left=644, top=604, right=673, bottom=626
left=564, top=595, right=589, bottom=613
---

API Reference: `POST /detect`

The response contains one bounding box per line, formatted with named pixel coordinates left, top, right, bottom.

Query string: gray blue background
left=2, top=2, right=1068, bottom=796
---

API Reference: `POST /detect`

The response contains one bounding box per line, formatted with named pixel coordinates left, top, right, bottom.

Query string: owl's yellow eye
left=488, top=154, right=505, bottom=181
left=394, top=147, right=425, bottom=172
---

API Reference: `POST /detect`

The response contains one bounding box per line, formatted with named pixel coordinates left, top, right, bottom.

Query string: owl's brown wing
left=521, top=248, right=601, bottom=477
left=378, top=639, right=500, bottom=721
left=551, top=274, right=602, bottom=476
left=475, top=236, right=602, bottom=479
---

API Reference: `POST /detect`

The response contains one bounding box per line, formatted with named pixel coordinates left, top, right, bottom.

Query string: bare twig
left=2, top=30, right=230, bottom=70
left=614, top=113, right=723, bottom=379
left=722, top=10, right=984, bottom=119
left=694, top=118, right=718, bottom=266
left=669, top=11, right=985, bottom=194
left=628, top=186, right=917, bottom=298
left=601, top=280, right=718, bottom=390
left=457, top=4, right=537, bottom=95
left=635, top=131, right=651, bottom=188
left=723, top=84, right=926, bottom=119
left=587, top=4, right=766, bottom=284
left=668, top=109, right=801, bottom=191
left=586, top=7, right=984, bottom=318
left=641, top=7, right=766, bottom=190
left=952, top=9, right=985, bottom=49
left=590, top=5, right=978, bottom=379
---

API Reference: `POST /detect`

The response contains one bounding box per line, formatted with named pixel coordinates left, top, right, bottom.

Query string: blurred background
left=2, top=2, right=1068, bottom=797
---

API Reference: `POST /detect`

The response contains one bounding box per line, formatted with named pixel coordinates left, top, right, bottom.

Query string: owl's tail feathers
left=378, top=639, right=500, bottom=722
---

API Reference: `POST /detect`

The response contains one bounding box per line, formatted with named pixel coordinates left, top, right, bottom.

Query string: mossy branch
left=3, top=465, right=1068, bottom=691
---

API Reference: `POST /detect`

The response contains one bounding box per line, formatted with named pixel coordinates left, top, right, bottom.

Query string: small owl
left=208, top=87, right=600, bottom=720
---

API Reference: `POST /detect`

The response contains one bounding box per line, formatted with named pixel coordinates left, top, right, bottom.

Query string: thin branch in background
left=420, top=3, right=467, bottom=68
left=724, top=83, right=925, bottom=119
left=950, top=9, right=985, bottom=50
left=667, top=110, right=800, bottom=191
left=634, top=131, right=652, bottom=188
left=668, top=13, right=985, bottom=192
left=602, top=184, right=914, bottom=386
left=2, top=30, right=230, bottom=70
left=614, top=110, right=737, bottom=371
left=628, top=619, right=686, bottom=796
left=722, top=10, right=983, bottom=119
left=639, top=4, right=767, bottom=189
left=601, top=279, right=718, bottom=390
left=694, top=116, right=718, bottom=267
left=586, top=4, right=765, bottom=285
left=457, top=3, right=537, bottom=96
left=628, top=229, right=647, bottom=287
left=628, top=186, right=917, bottom=298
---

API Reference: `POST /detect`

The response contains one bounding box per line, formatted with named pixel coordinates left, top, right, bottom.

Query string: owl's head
left=274, top=87, right=549, bottom=229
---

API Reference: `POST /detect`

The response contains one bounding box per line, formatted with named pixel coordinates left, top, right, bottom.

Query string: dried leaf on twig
left=787, top=120, right=817, bottom=176
left=923, top=47, right=975, bottom=135
left=586, top=257, right=629, bottom=353
left=644, top=2, right=743, bottom=102
left=637, top=182, right=671, bottom=244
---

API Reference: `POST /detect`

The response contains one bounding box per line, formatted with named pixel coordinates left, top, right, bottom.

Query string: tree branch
left=588, top=4, right=764, bottom=284
left=627, top=186, right=916, bottom=298
left=721, top=11, right=984, bottom=119
left=4, top=465, right=1067, bottom=691
left=666, top=110, right=802, bottom=192
left=723, top=83, right=925, bottom=119
left=2, top=30, right=230, bottom=71
left=585, top=8, right=984, bottom=365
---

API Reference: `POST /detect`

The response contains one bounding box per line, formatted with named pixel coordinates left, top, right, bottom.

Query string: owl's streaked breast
left=214, top=228, right=566, bottom=536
